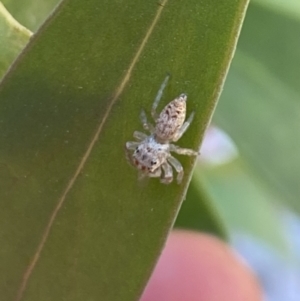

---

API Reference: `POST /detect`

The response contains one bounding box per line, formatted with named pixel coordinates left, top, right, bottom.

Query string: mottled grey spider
left=125, top=75, right=198, bottom=184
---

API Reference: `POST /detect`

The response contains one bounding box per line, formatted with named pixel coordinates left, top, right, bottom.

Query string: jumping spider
left=125, top=75, right=199, bottom=184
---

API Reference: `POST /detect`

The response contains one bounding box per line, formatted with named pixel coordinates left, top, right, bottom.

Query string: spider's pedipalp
left=126, top=141, right=140, bottom=150
left=148, top=166, right=162, bottom=178
left=160, top=162, right=173, bottom=184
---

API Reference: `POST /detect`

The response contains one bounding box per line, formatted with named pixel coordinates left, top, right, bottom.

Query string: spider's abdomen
left=155, top=94, right=187, bottom=142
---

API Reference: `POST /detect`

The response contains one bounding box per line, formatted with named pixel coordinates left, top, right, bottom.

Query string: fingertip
left=140, top=230, right=263, bottom=301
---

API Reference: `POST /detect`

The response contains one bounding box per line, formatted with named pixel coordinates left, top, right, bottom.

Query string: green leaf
left=0, top=2, right=32, bottom=78
left=253, top=0, right=300, bottom=20
left=0, top=0, right=249, bottom=300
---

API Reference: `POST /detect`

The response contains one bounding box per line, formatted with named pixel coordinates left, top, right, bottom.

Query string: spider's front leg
left=151, top=74, right=170, bottom=121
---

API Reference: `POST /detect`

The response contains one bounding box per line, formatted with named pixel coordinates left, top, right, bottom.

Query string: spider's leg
left=140, top=109, right=155, bottom=133
left=160, top=162, right=173, bottom=184
left=151, top=74, right=170, bottom=121
left=172, top=111, right=195, bottom=142
left=133, top=131, right=148, bottom=141
left=148, top=167, right=162, bottom=178
left=169, top=144, right=199, bottom=156
left=126, top=141, right=141, bottom=150
left=167, top=155, right=184, bottom=184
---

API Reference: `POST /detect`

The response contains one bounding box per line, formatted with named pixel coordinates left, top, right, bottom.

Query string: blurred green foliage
left=2, top=0, right=59, bottom=31
left=0, top=2, right=31, bottom=78
left=215, top=3, right=300, bottom=212
left=177, top=0, right=300, bottom=259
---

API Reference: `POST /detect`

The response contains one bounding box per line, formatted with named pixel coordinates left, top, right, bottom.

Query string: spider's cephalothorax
left=125, top=75, right=198, bottom=184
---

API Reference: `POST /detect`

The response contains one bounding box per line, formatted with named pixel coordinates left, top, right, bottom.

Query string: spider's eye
left=150, top=160, right=157, bottom=166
